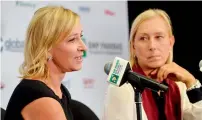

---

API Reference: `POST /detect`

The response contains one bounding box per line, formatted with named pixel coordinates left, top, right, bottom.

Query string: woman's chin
left=63, top=65, right=82, bottom=72
left=147, top=61, right=165, bottom=68
left=71, top=65, right=82, bottom=71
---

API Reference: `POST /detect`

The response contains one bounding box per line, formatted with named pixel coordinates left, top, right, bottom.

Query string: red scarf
left=132, top=65, right=182, bottom=120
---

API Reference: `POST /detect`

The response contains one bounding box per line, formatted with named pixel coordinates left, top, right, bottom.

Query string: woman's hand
left=150, top=62, right=197, bottom=88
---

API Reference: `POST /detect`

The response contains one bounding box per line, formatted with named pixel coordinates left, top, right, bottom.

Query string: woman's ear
left=170, top=35, right=175, bottom=49
left=132, top=39, right=136, bottom=50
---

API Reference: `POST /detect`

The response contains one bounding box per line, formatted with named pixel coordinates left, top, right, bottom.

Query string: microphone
left=199, top=60, right=202, bottom=72
left=104, top=57, right=168, bottom=92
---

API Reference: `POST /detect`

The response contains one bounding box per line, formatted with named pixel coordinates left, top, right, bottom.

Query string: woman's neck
left=46, top=61, right=65, bottom=99
left=142, top=69, right=155, bottom=77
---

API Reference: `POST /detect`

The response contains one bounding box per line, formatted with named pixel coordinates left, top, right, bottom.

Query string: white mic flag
left=106, top=57, right=130, bottom=87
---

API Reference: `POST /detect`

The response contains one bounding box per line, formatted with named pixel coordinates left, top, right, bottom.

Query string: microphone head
left=104, top=62, right=112, bottom=75
left=199, top=60, right=202, bottom=72
left=104, top=57, right=130, bottom=87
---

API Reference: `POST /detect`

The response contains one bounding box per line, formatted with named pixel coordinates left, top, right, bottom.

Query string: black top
left=69, top=99, right=99, bottom=120
left=4, top=79, right=73, bottom=120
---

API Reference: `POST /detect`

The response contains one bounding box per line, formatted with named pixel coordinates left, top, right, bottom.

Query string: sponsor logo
left=1, top=37, right=24, bottom=52
left=109, top=74, right=119, bottom=84
left=79, top=6, right=90, bottom=12
left=109, top=60, right=123, bottom=84
left=83, top=78, right=95, bottom=89
left=104, top=9, right=115, bottom=16
left=15, top=1, right=36, bottom=8
left=87, top=41, right=122, bottom=55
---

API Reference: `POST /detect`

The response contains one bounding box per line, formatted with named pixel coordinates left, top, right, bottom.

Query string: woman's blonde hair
left=129, top=9, right=174, bottom=67
left=19, top=6, right=80, bottom=80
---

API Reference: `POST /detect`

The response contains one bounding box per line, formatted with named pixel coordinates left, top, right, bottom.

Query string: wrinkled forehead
left=135, top=16, right=170, bottom=36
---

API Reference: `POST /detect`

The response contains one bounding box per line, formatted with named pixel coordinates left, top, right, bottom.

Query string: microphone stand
left=134, top=88, right=142, bottom=120
left=130, top=77, right=144, bottom=120
left=126, top=69, right=168, bottom=120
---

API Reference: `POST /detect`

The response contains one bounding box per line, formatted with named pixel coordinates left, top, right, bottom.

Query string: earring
left=47, top=56, right=52, bottom=61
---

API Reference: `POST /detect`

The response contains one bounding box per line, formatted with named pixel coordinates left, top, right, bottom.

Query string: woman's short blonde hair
left=129, top=9, right=174, bottom=67
left=19, top=6, right=80, bottom=80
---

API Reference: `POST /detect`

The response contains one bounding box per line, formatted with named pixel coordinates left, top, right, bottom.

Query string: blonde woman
left=5, top=6, right=87, bottom=120
left=103, top=9, right=202, bottom=120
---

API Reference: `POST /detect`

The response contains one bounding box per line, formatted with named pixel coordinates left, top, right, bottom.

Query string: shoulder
left=10, top=80, right=57, bottom=101
left=16, top=79, right=56, bottom=97
left=21, top=97, right=66, bottom=120
left=6, top=79, right=59, bottom=112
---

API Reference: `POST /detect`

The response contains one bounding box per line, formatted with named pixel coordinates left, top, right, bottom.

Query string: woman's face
left=133, top=16, right=174, bottom=70
left=51, top=21, right=87, bottom=72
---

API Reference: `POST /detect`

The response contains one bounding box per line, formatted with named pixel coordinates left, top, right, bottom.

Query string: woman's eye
left=156, top=36, right=164, bottom=39
left=140, top=37, right=147, bottom=41
left=68, top=38, right=75, bottom=42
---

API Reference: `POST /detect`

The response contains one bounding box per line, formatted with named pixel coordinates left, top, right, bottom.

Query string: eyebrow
left=154, top=32, right=164, bottom=35
left=138, top=33, right=149, bottom=36
left=138, top=32, right=164, bottom=36
left=69, top=30, right=83, bottom=37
